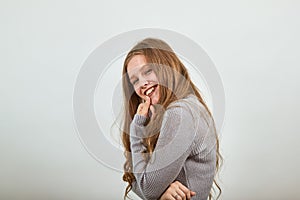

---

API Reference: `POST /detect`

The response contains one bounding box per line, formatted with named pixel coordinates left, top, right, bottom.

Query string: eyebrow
left=128, top=64, right=149, bottom=81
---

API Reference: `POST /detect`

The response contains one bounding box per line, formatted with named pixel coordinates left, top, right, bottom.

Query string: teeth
left=145, top=87, right=154, bottom=96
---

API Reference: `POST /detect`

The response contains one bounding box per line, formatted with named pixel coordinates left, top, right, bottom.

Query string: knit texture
left=130, top=94, right=217, bottom=200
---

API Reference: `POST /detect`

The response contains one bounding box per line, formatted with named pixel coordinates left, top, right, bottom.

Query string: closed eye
left=132, top=78, right=138, bottom=85
left=144, top=68, right=153, bottom=75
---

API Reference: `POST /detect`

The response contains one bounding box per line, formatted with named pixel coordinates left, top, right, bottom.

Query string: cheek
left=149, top=73, right=159, bottom=82
left=154, top=74, right=159, bottom=82
left=134, top=87, right=142, bottom=97
left=156, top=86, right=160, bottom=98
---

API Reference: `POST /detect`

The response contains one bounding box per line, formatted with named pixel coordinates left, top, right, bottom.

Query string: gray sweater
left=130, top=94, right=216, bottom=200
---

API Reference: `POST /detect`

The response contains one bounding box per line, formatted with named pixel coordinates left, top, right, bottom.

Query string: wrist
left=133, top=114, right=148, bottom=126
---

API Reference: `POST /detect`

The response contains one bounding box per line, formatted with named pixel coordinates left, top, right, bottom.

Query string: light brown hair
left=121, top=38, right=222, bottom=199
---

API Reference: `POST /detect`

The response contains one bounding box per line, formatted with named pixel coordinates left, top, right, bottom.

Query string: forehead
left=127, top=55, right=147, bottom=75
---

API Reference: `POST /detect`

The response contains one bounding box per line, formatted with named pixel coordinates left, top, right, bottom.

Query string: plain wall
left=1, top=0, right=300, bottom=199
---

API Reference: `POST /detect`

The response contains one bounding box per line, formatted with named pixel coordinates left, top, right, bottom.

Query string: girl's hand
left=160, top=181, right=196, bottom=200
left=137, top=96, right=155, bottom=118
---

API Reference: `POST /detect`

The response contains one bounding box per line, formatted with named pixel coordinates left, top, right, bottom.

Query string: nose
left=138, top=76, right=149, bottom=88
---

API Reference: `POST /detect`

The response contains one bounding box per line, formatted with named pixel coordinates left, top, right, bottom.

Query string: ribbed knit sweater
left=130, top=94, right=217, bottom=200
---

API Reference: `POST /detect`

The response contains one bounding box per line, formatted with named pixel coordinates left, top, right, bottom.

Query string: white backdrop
left=1, top=0, right=300, bottom=199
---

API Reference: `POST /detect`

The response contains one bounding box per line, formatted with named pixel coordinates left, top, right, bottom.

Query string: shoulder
left=161, top=94, right=203, bottom=129
left=164, top=94, right=215, bottom=139
left=165, top=94, right=207, bottom=117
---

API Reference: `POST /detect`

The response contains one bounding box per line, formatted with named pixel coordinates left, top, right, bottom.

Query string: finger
left=143, top=96, right=151, bottom=116
left=190, top=191, right=196, bottom=196
left=149, top=105, right=155, bottom=113
left=145, top=95, right=151, bottom=105
left=161, top=193, right=176, bottom=200
left=149, top=105, right=156, bottom=118
left=176, top=190, right=186, bottom=200
left=186, top=191, right=191, bottom=200
left=177, top=183, right=190, bottom=195
left=137, top=103, right=149, bottom=117
left=167, top=195, right=176, bottom=200
left=176, top=183, right=192, bottom=199
left=182, top=188, right=190, bottom=199
left=174, top=194, right=182, bottom=200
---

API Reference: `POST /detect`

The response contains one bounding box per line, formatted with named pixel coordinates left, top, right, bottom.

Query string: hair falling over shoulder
left=121, top=38, right=222, bottom=200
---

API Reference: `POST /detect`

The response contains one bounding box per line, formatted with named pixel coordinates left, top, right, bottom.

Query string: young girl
left=121, top=38, right=221, bottom=200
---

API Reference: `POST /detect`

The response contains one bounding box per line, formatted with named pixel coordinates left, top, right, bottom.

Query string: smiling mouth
left=144, top=84, right=158, bottom=96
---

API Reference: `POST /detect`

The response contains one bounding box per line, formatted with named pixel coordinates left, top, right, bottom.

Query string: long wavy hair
left=121, top=38, right=222, bottom=200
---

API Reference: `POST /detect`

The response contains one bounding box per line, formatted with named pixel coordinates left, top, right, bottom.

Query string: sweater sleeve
left=129, top=104, right=197, bottom=200
left=131, top=179, right=146, bottom=199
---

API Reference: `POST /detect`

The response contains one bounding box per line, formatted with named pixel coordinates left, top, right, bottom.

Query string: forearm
left=130, top=107, right=195, bottom=199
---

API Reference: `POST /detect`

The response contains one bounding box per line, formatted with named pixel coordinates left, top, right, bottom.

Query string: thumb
left=145, top=95, right=151, bottom=106
left=149, top=104, right=157, bottom=118
left=149, top=105, right=155, bottom=114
